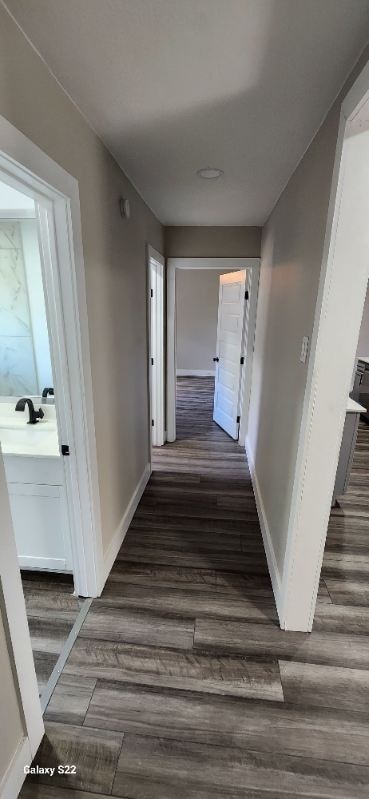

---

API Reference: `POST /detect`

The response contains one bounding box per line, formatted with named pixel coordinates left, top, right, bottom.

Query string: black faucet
left=42, top=387, right=54, bottom=398
left=15, top=398, right=45, bottom=425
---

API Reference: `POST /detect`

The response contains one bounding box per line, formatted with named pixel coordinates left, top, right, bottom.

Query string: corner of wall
left=245, top=436, right=284, bottom=626
left=100, top=461, right=151, bottom=591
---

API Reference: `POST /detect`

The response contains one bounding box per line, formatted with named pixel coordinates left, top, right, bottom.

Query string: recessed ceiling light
left=197, top=167, right=224, bottom=179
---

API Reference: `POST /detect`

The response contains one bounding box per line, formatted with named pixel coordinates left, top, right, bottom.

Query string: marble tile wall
left=0, top=220, right=38, bottom=396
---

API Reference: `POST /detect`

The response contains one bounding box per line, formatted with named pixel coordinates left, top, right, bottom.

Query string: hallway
left=21, top=379, right=369, bottom=798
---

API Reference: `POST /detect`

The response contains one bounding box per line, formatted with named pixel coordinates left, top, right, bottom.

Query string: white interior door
left=213, top=270, right=247, bottom=439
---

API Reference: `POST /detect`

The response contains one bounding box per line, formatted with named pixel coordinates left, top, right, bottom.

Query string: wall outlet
left=300, top=336, right=309, bottom=364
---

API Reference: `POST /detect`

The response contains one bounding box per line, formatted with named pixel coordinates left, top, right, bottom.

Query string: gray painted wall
left=176, top=269, right=230, bottom=372
left=165, top=226, right=261, bottom=258
left=0, top=5, right=164, bottom=554
left=248, top=44, right=369, bottom=577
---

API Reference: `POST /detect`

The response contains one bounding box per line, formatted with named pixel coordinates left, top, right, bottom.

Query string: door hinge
left=244, top=290, right=249, bottom=300
left=150, top=288, right=154, bottom=298
left=151, top=357, right=154, bottom=365
left=236, top=415, right=240, bottom=424
left=240, top=356, right=245, bottom=365
left=61, top=444, right=70, bottom=456
left=152, top=419, right=154, bottom=427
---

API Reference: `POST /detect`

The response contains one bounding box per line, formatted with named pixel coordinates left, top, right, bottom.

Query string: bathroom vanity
left=332, top=397, right=366, bottom=505
left=354, top=357, right=369, bottom=423
left=0, top=403, right=73, bottom=572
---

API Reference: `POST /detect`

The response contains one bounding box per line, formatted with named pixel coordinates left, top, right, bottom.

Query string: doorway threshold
left=39, top=598, right=92, bottom=714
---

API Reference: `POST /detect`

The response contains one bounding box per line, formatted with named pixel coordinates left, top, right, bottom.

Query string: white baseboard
left=176, top=369, right=215, bottom=377
left=101, top=462, right=151, bottom=588
left=0, top=737, right=32, bottom=799
left=245, top=437, right=283, bottom=624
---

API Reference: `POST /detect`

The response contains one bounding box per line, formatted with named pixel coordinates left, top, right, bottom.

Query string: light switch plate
left=300, top=336, right=309, bottom=364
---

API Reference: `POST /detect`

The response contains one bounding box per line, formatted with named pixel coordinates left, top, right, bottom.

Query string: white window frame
left=0, top=113, right=103, bottom=598
left=147, top=245, right=165, bottom=447
left=167, top=257, right=260, bottom=443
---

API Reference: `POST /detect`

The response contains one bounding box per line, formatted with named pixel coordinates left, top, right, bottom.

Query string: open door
left=213, top=270, right=247, bottom=439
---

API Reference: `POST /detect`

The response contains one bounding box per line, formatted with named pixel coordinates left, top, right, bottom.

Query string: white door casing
left=0, top=115, right=103, bottom=597
left=213, top=270, right=247, bottom=439
left=148, top=246, right=165, bottom=447
left=167, top=258, right=260, bottom=443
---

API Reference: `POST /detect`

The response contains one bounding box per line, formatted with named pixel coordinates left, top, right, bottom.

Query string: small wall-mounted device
left=119, top=197, right=130, bottom=220
left=300, top=336, right=310, bottom=364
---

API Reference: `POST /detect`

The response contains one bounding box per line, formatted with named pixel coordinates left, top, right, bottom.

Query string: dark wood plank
left=84, top=681, right=369, bottom=767
left=313, top=602, right=369, bottom=634
left=24, top=722, right=123, bottom=794
left=109, top=562, right=275, bottom=598
left=194, top=617, right=369, bottom=669
left=20, top=788, right=124, bottom=799
left=113, top=734, right=369, bottom=799
left=99, top=583, right=278, bottom=623
left=21, top=571, right=81, bottom=697
left=65, top=638, right=283, bottom=701
left=44, top=674, right=97, bottom=725
left=79, top=604, right=195, bottom=649
left=279, top=659, right=369, bottom=713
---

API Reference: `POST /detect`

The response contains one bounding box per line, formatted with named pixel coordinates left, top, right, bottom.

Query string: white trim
left=280, top=58, right=369, bottom=631
left=0, top=737, right=32, bottom=799
left=167, top=257, right=260, bottom=442
left=102, top=463, right=151, bottom=584
left=176, top=369, right=215, bottom=377
left=0, top=114, right=103, bottom=597
left=147, top=246, right=165, bottom=448
left=0, top=447, right=44, bottom=760
left=239, top=266, right=261, bottom=447
left=246, top=436, right=283, bottom=619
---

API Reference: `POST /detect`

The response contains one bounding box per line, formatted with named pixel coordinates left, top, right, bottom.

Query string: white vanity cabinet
left=4, top=454, right=73, bottom=572
left=332, top=398, right=366, bottom=506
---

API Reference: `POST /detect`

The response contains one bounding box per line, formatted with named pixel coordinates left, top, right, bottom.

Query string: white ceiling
left=4, top=0, right=369, bottom=225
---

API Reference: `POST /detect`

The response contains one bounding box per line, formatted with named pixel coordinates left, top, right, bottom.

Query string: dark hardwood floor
left=21, top=571, right=82, bottom=696
left=21, top=378, right=369, bottom=798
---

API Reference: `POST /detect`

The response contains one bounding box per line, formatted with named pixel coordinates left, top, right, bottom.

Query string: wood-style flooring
left=21, top=378, right=369, bottom=798
left=21, top=571, right=82, bottom=696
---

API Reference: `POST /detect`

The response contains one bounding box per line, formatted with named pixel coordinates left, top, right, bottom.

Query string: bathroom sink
left=0, top=421, right=59, bottom=456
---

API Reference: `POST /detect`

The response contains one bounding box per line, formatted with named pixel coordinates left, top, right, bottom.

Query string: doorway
left=0, top=114, right=102, bottom=766
left=279, top=58, right=369, bottom=631
left=166, top=257, right=260, bottom=445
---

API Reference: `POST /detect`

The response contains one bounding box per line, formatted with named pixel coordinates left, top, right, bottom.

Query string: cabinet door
left=8, top=483, right=72, bottom=571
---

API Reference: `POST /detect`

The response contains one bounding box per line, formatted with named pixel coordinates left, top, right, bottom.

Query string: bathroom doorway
left=0, top=176, right=92, bottom=707
left=166, top=257, right=260, bottom=444
left=0, top=117, right=102, bottom=742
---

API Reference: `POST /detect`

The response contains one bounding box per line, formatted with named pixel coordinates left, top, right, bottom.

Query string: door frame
left=147, top=245, right=165, bottom=447
left=279, top=58, right=369, bottom=631
left=167, top=257, right=260, bottom=442
left=0, top=113, right=103, bottom=597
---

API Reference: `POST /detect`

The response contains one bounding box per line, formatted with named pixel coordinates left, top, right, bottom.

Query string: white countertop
left=347, top=397, right=366, bottom=413
left=358, top=357, right=369, bottom=365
